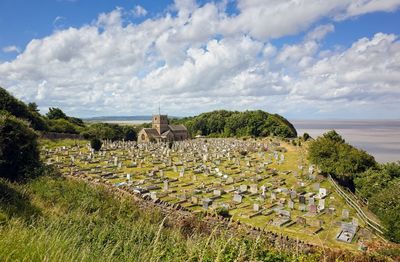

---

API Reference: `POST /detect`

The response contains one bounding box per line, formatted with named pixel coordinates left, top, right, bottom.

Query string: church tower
left=152, top=115, right=169, bottom=135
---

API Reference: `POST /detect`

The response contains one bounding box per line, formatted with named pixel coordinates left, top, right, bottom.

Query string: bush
left=90, top=138, right=102, bottom=151
left=47, top=118, right=80, bottom=134
left=0, top=114, right=41, bottom=181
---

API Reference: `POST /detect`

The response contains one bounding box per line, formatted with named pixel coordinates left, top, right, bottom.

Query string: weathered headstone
left=249, top=184, right=258, bottom=194
left=233, top=194, right=243, bottom=203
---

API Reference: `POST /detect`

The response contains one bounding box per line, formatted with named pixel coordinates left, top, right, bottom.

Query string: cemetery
left=40, top=137, right=380, bottom=249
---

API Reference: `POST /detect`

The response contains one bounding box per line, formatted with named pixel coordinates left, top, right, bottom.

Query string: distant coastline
left=292, top=119, right=400, bottom=163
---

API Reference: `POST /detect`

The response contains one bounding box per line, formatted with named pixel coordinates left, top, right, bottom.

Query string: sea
left=291, top=120, right=400, bottom=163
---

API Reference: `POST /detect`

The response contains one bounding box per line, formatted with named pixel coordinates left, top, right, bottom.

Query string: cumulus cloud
left=0, top=0, right=399, bottom=118
left=2, top=45, right=21, bottom=53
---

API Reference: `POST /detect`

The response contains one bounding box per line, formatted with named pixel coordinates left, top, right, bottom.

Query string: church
left=137, top=115, right=189, bottom=143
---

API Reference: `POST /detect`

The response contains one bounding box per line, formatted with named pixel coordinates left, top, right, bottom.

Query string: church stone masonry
left=138, top=114, right=189, bottom=143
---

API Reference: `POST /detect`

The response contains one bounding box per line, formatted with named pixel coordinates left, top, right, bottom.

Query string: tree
left=369, top=180, right=400, bottom=243
left=46, top=107, right=68, bottom=120
left=308, top=130, right=376, bottom=187
left=303, top=133, right=310, bottom=141
left=0, top=87, right=48, bottom=131
left=0, top=114, right=41, bottom=181
left=28, top=102, right=40, bottom=113
left=90, top=138, right=102, bottom=151
left=48, top=118, right=80, bottom=134
left=123, top=126, right=137, bottom=141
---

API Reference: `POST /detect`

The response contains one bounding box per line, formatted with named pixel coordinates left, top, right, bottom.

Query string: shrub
left=0, top=114, right=41, bottom=181
left=90, top=138, right=102, bottom=151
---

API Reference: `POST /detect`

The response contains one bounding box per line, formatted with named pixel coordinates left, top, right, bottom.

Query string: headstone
left=308, top=197, right=315, bottom=205
left=279, top=210, right=291, bottom=218
left=342, top=209, right=349, bottom=219
left=288, top=200, right=294, bottom=209
left=290, top=190, right=297, bottom=200
left=233, top=194, right=243, bottom=203
left=313, top=183, right=320, bottom=191
left=308, top=204, right=317, bottom=214
left=299, top=195, right=306, bottom=204
left=150, top=192, right=158, bottom=201
left=318, top=188, right=327, bottom=198
left=261, top=185, right=266, bottom=197
left=191, top=196, right=199, bottom=205
left=318, top=199, right=325, bottom=212
left=239, top=185, right=248, bottom=193
left=203, top=198, right=213, bottom=209
left=249, top=184, right=258, bottom=194
left=163, top=180, right=169, bottom=191
left=253, top=203, right=260, bottom=212
left=213, top=189, right=221, bottom=197
left=226, top=177, right=234, bottom=184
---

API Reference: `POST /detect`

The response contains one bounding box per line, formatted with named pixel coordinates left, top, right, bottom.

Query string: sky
left=0, top=0, right=400, bottom=119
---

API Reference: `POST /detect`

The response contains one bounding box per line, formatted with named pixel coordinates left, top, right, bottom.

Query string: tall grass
left=0, top=175, right=319, bottom=261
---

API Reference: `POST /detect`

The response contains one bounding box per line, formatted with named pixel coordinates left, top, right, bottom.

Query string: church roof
left=168, top=124, right=187, bottom=131
left=142, top=128, right=160, bottom=137
left=161, top=130, right=173, bottom=137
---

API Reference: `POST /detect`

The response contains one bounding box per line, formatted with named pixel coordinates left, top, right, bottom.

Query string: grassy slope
left=0, top=174, right=319, bottom=262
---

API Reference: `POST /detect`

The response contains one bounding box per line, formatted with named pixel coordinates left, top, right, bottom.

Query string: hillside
left=0, top=173, right=323, bottom=262
left=170, top=110, right=297, bottom=138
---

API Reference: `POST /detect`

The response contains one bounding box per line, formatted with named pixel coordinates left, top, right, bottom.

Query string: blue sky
left=0, top=0, right=400, bottom=119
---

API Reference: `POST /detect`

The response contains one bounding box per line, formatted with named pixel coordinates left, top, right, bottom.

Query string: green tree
left=308, top=130, right=376, bottom=185
left=123, top=126, right=137, bottom=141
left=28, top=102, right=40, bottom=113
left=90, top=138, right=102, bottom=151
left=369, top=180, right=400, bottom=243
left=48, top=119, right=80, bottom=134
left=0, top=87, right=48, bottom=131
left=0, top=114, right=41, bottom=181
left=303, top=132, right=311, bottom=141
left=46, top=107, right=68, bottom=120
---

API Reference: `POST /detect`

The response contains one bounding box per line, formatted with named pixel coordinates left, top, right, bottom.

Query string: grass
left=0, top=173, right=321, bottom=262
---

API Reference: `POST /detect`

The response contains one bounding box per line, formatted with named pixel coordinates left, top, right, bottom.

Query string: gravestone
left=150, top=192, right=158, bottom=201
left=233, top=194, right=243, bottom=203
left=239, top=185, right=248, bottom=193
left=213, top=189, right=222, bottom=197
left=163, top=180, right=169, bottom=191
left=308, top=204, right=317, bottom=214
left=253, top=203, right=260, bottom=212
left=299, top=195, right=306, bottom=204
left=318, top=188, right=327, bottom=198
left=318, top=199, right=325, bottom=212
left=191, top=196, right=199, bottom=205
left=203, top=198, right=213, bottom=209
left=299, top=204, right=306, bottom=212
left=342, top=209, right=349, bottom=219
left=288, top=200, right=294, bottom=209
left=249, top=184, right=258, bottom=194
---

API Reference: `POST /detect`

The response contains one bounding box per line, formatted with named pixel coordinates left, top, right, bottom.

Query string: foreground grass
left=0, top=173, right=319, bottom=262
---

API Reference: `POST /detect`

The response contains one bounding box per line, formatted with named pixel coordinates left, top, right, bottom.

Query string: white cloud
left=132, top=5, right=148, bottom=17
left=0, top=1, right=399, bottom=118
left=2, top=45, right=21, bottom=53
